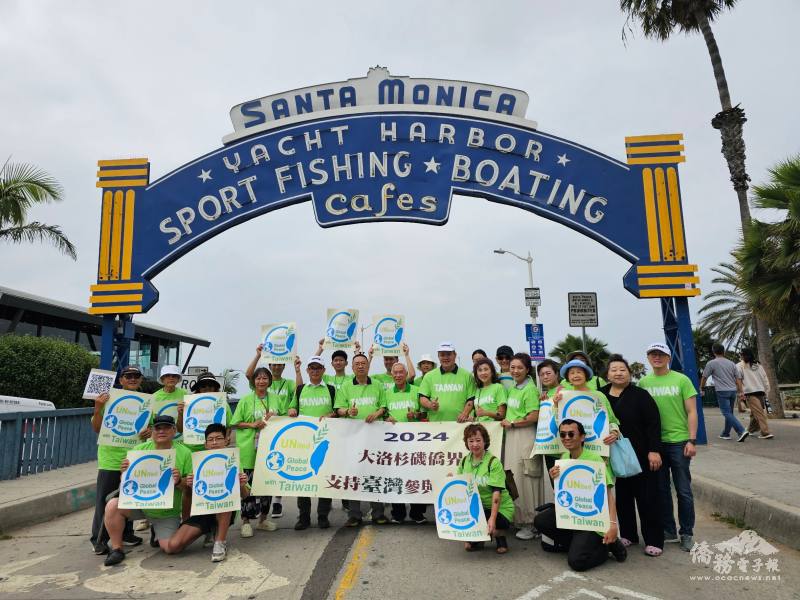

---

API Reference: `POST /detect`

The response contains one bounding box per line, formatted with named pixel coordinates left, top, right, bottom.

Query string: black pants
left=91, top=469, right=132, bottom=546
left=391, top=503, right=427, bottom=521
left=298, top=497, right=332, bottom=521
left=545, top=454, right=557, bottom=487
left=534, top=506, right=608, bottom=572
left=615, top=469, right=664, bottom=548
left=485, top=508, right=510, bottom=548
left=241, top=469, right=271, bottom=519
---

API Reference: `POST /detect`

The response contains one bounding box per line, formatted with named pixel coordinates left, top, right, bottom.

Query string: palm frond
left=0, top=222, right=77, bottom=259
left=0, top=162, right=64, bottom=226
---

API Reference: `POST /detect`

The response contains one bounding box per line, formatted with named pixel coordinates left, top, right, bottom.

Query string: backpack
left=295, top=383, right=336, bottom=405
left=459, top=454, right=519, bottom=501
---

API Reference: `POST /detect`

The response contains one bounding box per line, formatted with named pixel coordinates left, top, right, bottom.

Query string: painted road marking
left=513, top=570, right=662, bottom=600
left=333, top=526, right=374, bottom=600
left=0, top=554, right=80, bottom=594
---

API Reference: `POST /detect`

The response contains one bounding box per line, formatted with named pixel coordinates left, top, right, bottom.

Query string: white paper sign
left=433, top=474, right=491, bottom=542
left=554, top=458, right=610, bottom=533
left=260, top=322, right=297, bottom=364
left=191, top=448, right=242, bottom=516
left=182, top=393, right=229, bottom=445
left=324, top=308, right=359, bottom=349
left=97, top=389, right=152, bottom=448
left=83, top=369, right=116, bottom=400
left=557, top=391, right=610, bottom=457
left=371, top=314, right=405, bottom=356
left=119, top=449, right=175, bottom=510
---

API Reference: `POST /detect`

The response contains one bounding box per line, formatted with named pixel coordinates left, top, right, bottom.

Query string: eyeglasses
left=206, top=436, right=226, bottom=443
left=559, top=431, right=577, bottom=439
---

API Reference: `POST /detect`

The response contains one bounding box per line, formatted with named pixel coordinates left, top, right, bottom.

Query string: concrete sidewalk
left=0, top=462, right=96, bottom=534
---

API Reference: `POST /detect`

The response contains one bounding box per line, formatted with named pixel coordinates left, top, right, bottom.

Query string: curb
left=0, top=483, right=96, bottom=534
left=693, top=474, right=800, bottom=551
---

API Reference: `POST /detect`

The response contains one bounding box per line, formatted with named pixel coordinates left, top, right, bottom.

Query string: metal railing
left=0, top=408, right=96, bottom=480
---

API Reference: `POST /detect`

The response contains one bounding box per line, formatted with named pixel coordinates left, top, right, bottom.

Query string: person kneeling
left=534, top=419, right=627, bottom=572
left=456, top=423, right=515, bottom=554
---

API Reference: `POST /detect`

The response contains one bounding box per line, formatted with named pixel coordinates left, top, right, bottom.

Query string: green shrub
left=0, top=334, right=99, bottom=408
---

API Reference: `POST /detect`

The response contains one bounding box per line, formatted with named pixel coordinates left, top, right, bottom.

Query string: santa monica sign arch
left=88, top=68, right=704, bottom=439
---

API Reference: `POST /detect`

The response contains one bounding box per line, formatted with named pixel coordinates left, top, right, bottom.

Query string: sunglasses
left=122, top=374, right=142, bottom=379
left=559, top=431, right=577, bottom=439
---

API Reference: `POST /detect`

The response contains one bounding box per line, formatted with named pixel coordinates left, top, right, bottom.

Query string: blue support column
left=660, top=297, right=707, bottom=444
left=100, top=314, right=116, bottom=370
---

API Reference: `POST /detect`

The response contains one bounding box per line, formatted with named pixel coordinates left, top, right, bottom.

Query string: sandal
left=644, top=545, right=663, bottom=557
left=619, top=537, right=633, bottom=548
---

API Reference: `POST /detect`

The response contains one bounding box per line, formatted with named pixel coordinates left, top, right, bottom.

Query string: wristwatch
left=511, top=422, right=515, bottom=428
left=687, top=439, right=696, bottom=444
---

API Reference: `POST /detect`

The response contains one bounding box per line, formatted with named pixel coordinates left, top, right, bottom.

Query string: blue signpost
left=88, top=68, right=706, bottom=442
left=525, top=324, right=546, bottom=361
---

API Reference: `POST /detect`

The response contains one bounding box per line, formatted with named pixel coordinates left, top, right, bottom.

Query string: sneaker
left=664, top=532, right=680, bottom=543
left=372, top=516, right=388, bottom=525
left=123, top=532, right=142, bottom=547
left=609, top=539, right=628, bottom=562
left=104, top=548, right=126, bottom=566
left=93, top=541, right=109, bottom=555
left=345, top=517, right=362, bottom=527
left=240, top=522, right=254, bottom=538
left=680, top=534, right=694, bottom=552
left=134, top=519, right=150, bottom=532
left=271, top=502, right=283, bottom=519
left=389, top=518, right=403, bottom=524
left=759, top=434, right=774, bottom=439
left=318, top=516, right=331, bottom=529
left=718, top=435, right=732, bottom=440
left=211, top=541, right=227, bottom=563
left=737, top=431, right=750, bottom=442
left=294, top=519, right=310, bottom=531
left=203, top=532, right=214, bottom=548
left=413, top=517, right=428, bottom=525
left=257, top=520, right=277, bottom=531
left=515, top=527, right=535, bottom=540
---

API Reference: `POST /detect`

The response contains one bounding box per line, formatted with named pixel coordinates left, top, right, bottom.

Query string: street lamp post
left=494, top=248, right=536, bottom=325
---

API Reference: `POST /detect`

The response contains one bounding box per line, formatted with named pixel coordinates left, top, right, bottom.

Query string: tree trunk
left=695, top=10, right=784, bottom=416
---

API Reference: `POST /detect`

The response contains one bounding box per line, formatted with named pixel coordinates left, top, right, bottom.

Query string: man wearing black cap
left=102, top=414, right=193, bottom=566
left=89, top=365, right=145, bottom=555
left=496, top=345, right=515, bottom=389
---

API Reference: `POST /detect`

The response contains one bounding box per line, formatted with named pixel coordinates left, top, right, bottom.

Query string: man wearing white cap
left=638, top=342, right=698, bottom=552
left=419, top=342, right=476, bottom=423
left=413, top=354, right=437, bottom=387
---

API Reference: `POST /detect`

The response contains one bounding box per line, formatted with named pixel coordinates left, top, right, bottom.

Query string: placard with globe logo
left=260, top=322, right=297, bottom=364
left=372, top=314, right=405, bottom=356
left=97, top=389, right=153, bottom=448
left=182, top=392, right=229, bottom=445
left=532, top=397, right=563, bottom=456
left=554, top=459, right=610, bottom=532
left=324, top=308, right=359, bottom=349
left=119, top=449, right=175, bottom=509
left=190, top=448, right=241, bottom=515
left=434, top=474, right=490, bottom=542
left=556, top=391, right=610, bottom=456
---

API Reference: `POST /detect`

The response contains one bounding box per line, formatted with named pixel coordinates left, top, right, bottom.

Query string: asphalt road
left=701, top=408, right=800, bottom=464
left=0, top=499, right=797, bottom=600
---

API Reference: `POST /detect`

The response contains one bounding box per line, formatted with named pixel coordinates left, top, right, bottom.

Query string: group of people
left=90, top=334, right=751, bottom=573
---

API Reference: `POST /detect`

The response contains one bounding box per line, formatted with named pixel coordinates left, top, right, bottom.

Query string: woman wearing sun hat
left=413, top=353, right=437, bottom=386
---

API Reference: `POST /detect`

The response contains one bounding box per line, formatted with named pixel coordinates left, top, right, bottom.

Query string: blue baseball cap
left=559, top=359, right=594, bottom=380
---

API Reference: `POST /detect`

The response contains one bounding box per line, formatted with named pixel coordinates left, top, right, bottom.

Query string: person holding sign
left=231, top=366, right=277, bottom=536
left=554, top=360, right=620, bottom=435
left=456, top=424, right=515, bottom=554
left=89, top=365, right=145, bottom=555
left=495, top=345, right=515, bottom=389
left=181, top=424, right=250, bottom=562
left=368, top=342, right=416, bottom=391
left=334, top=352, right=389, bottom=526
left=472, top=359, right=507, bottom=422
left=559, top=351, right=606, bottom=391
left=151, top=365, right=188, bottom=440
left=536, top=359, right=565, bottom=477
left=419, top=342, right=476, bottom=423
left=384, top=362, right=427, bottom=524
left=179, top=373, right=233, bottom=452
left=501, top=353, right=542, bottom=540
left=291, top=356, right=337, bottom=530
left=534, top=419, right=627, bottom=572
left=600, top=355, right=664, bottom=557
left=102, top=415, right=193, bottom=566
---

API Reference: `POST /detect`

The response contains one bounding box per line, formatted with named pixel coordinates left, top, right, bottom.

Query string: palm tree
left=698, top=262, right=755, bottom=349
left=222, top=368, right=241, bottom=396
left=620, top=0, right=781, bottom=416
left=549, top=333, right=610, bottom=369
left=0, top=160, right=76, bottom=259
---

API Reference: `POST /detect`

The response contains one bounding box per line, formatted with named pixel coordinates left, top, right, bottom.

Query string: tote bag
left=609, top=434, right=642, bottom=478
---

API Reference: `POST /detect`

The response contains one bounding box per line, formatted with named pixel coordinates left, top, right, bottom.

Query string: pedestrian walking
left=738, top=348, right=774, bottom=439
left=700, top=343, right=748, bottom=442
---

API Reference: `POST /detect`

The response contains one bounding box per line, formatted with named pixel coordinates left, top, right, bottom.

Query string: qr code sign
left=83, top=369, right=116, bottom=400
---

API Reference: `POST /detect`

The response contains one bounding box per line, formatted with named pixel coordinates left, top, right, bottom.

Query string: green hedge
left=0, top=334, right=99, bottom=408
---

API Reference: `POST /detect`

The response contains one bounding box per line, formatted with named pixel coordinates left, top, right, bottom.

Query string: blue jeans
left=658, top=442, right=694, bottom=537
left=717, top=390, right=744, bottom=436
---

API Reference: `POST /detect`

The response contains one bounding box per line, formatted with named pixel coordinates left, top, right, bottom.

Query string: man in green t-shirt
left=384, top=362, right=427, bottom=524
left=90, top=365, right=145, bottom=555
left=334, top=353, right=389, bottom=526
left=102, top=415, right=193, bottom=566
left=368, top=342, right=416, bottom=391
left=291, top=356, right=337, bottom=530
left=534, top=418, right=626, bottom=571
left=419, top=342, right=476, bottom=422
left=638, top=342, right=698, bottom=552
left=313, top=338, right=363, bottom=391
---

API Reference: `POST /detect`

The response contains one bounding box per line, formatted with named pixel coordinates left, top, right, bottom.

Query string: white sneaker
left=211, top=541, right=227, bottom=562
left=134, top=519, right=150, bottom=532
left=240, top=522, right=254, bottom=538
left=737, top=431, right=750, bottom=442
left=257, top=519, right=277, bottom=531
left=516, top=527, right=535, bottom=540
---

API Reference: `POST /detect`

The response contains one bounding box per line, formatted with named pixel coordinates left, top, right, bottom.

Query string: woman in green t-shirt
left=472, top=358, right=507, bottom=422
left=456, top=423, right=515, bottom=554
left=231, top=366, right=277, bottom=537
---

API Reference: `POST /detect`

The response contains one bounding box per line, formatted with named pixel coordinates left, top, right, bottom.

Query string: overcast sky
left=1, top=0, right=798, bottom=380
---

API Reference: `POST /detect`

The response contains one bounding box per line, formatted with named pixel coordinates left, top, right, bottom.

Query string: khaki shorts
left=126, top=509, right=180, bottom=540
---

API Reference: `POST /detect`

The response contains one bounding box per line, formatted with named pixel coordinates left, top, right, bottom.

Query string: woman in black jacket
left=601, top=354, right=664, bottom=557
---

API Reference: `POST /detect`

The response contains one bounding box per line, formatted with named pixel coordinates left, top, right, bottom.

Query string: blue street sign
left=526, top=324, right=546, bottom=360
